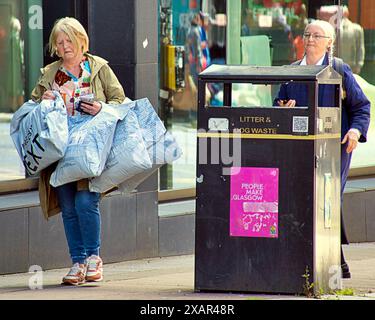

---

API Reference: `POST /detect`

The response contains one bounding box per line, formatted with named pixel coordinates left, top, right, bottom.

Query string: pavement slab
left=0, top=244, right=374, bottom=300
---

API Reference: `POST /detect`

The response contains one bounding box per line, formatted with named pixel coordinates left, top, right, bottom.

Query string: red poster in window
left=189, top=0, right=197, bottom=10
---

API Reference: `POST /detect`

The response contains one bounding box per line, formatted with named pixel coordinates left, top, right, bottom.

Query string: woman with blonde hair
left=275, top=19, right=370, bottom=279
left=32, top=17, right=125, bottom=285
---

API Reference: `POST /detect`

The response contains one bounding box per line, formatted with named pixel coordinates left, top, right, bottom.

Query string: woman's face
left=55, top=32, right=78, bottom=61
left=303, top=25, right=332, bottom=58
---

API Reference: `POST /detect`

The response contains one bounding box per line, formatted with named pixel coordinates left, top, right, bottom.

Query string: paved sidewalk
left=0, top=243, right=374, bottom=300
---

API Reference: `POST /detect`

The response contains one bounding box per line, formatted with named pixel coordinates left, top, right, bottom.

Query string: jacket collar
left=38, top=60, right=61, bottom=89
left=85, top=52, right=108, bottom=78
left=299, top=52, right=329, bottom=66
left=37, top=52, right=108, bottom=89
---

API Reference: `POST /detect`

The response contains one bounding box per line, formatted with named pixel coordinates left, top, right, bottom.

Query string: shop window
left=159, top=0, right=227, bottom=190
left=231, top=0, right=375, bottom=171
left=0, top=0, right=43, bottom=184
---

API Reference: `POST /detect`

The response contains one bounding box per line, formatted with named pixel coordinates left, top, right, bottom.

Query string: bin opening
left=205, top=81, right=339, bottom=109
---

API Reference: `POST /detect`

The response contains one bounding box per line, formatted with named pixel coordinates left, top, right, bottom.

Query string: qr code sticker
left=292, top=116, right=309, bottom=133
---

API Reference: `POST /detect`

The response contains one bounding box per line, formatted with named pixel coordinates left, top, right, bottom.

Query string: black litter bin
left=195, top=64, right=342, bottom=295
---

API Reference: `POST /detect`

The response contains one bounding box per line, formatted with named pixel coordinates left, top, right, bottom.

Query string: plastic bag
left=89, top=98, right=182, bottom=194
left=126, top=97, right=182, bottom=165
left=89, top=108, right=152, bottom=193
left=10, top=93, right=68, bottom=175
left=117, top=99, right=183, bottom=193
left=118, top=132, right=182, bottom=193
left=117, top=164, right=163, bottom=194
left=50, top=104, right=129, bottom=187
left=148, top=130, right=183, bottom=165
left=127, top=98, right=166, bottom=148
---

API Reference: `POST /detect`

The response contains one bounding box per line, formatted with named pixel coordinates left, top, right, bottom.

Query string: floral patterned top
left=51, top=57, right=92, bottom=116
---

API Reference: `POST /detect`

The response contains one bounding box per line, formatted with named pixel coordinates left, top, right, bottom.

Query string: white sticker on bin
left=208, top=118, right=229, bottom=131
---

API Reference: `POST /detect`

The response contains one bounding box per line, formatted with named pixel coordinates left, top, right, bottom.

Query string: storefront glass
left=0, top=0, right=43, bottom=182
left=159, top=0, right=375, bottom=192
left=158, top=0, right=375, bottom=191
left=228, top=0, right=375, bottom=170
left=158, top=0, right=226, bottom=190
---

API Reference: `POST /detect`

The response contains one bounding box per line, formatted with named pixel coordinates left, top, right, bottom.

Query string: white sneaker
left=85, top=255, right=103, bottom=282
left=61, top=263, right=86, bottom=285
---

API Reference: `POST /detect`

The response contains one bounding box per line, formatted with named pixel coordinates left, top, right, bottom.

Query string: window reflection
left=0, top=15, right=25, bottom=112
left=0, top=2, right=26, bottom=181
left=159, top=0, right=226, bottom=190
left=316, top=3, right=374, bottom=168
left=158, top=0, right=375, bottom=191
left=240, top=0, right=309, bottom=65
left=237, top=0, right=375, bottom=170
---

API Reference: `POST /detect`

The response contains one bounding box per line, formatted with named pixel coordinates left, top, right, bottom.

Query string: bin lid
left=199, top=64, right=342, bottom=83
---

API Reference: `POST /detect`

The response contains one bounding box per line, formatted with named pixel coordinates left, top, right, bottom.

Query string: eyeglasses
left=303, top=33, right=330, bottom=40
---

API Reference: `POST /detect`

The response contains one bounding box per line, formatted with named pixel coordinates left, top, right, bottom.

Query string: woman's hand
left=278, top=99, right=296, bottom=107
left=79, top=101, right=102, bottom=116
left=341, top=130, right=360, bottom=154
left=41, top=90, right=56, bottom=101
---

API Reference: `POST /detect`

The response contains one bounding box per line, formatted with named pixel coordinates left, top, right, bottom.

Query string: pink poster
left=230, top=167, right=279, bottom=238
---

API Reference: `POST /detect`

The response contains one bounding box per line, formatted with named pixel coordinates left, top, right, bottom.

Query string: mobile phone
left=75, top=93, right=95, bottom=114
left=76, top=100, right=92, bottom=114
left=80, top=93, right=95, bottom=104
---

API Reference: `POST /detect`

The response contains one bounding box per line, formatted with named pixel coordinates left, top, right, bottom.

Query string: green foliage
left=302, top=266, right=315, bottom=298
left=333, top=288, right=355, bottom=296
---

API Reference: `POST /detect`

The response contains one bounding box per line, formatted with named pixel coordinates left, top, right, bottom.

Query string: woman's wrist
left=348, top=128, right=361, bottom=141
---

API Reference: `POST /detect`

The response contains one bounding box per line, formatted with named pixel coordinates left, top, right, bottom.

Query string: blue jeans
left=56, top=182, right=101, bottom=264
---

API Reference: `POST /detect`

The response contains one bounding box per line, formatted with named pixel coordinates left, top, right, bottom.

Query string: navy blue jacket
left=274, top=54, right=370, bottom=142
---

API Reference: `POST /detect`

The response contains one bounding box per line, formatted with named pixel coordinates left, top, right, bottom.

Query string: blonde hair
left=49, top=17, right=89, bottom=57
left=305, top=19, right=336, bottom=65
